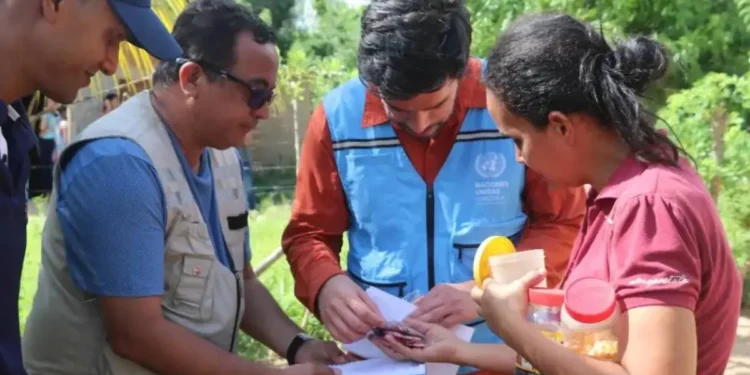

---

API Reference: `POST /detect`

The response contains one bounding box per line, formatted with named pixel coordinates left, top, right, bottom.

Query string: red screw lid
left=528, top=287, right=564, bottom=307
left=564, top=277, right=616, bottom=324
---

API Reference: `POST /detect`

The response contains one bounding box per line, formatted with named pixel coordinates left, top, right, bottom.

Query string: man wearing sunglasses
left=23, top=1, right=344, bottom=375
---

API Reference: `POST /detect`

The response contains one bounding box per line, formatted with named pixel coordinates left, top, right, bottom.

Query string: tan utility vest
left=22, top=91, right=248, bottom=375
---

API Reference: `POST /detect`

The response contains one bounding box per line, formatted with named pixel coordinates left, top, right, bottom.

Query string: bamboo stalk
left=255, top=246, right=285, bottom=276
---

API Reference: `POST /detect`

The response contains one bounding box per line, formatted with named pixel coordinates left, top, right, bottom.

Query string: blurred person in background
left=36, top=97, right=61, bottom=193
left=102, top=91, right=121, bottom=114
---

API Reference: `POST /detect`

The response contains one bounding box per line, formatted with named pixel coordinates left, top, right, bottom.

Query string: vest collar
left=0, top=102, right=20, bottom=123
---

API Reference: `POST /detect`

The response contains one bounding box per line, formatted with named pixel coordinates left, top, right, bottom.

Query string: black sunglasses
left=175, top=57, right=275, bottom=110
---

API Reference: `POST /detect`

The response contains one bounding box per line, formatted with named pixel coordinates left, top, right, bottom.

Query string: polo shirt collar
left=0, top=100, right=21, bottom=123
left=592, top=154, right=647, bottom=204
left=0, top=100, right=36, bottom=154
left=7, top=105, right=19, bottom=122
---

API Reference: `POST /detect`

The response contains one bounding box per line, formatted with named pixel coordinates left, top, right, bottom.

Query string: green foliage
left=231, top=199, right=349, bottom=361
left=278, top=0, right=361, bottom=105
left=736, top=0, right=750, bottom=32
left=240, top=0, right=297, bottom=58
left=292, top=0, right=362, bottom=70
left=658, top=72, right=750, bottom=264
left=275, top=43, right=357, bottom=109
left=466, top=0, right=750, bottom=92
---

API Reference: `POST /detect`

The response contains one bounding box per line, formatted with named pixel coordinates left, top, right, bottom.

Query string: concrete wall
left=246, top=93, right=313, bottom=167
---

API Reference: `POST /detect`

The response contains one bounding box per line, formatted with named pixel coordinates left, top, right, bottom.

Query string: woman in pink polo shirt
left=378, top=12, right=742, bottom=375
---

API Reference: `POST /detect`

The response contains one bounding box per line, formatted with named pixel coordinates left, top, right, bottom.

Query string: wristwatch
left=286, top=333, right=314, bottom=365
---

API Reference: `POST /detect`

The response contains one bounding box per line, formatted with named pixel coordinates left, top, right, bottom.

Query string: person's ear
left=41, top=0, right=63, bottom=22
left=178, top=62, right=204, bottom=98
left=548, top=111, right=575, bottom=146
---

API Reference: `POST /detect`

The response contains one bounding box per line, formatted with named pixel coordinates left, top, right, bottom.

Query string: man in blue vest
left=0, top=0, right=181, bottom=373
left=283, top=1, right=586, bottom=374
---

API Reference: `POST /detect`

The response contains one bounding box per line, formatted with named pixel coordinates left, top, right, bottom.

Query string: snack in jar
left=561, top=277, right=619, bottom=362
left=514, top=288, right=564, bottom=375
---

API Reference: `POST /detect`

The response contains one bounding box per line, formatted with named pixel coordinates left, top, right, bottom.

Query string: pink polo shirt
left=563, top=155, right=741, bottom=375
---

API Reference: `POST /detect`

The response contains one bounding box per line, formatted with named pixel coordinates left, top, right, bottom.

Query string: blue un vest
left=323, top=78, right=528, bottom=373
left=0, top=101, right=35, bottom=375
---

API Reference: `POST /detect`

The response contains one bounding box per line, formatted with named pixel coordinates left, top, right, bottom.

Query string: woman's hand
left=470, top=268, right=547, bottom=337
left=370, top=319, right=467, bottom=363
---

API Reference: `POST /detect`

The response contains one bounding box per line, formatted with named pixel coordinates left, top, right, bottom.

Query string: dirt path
left=727, top=312, right=750, bottom=374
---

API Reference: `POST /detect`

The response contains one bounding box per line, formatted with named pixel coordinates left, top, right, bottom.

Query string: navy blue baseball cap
left=107, top=0, right=183, bottom=61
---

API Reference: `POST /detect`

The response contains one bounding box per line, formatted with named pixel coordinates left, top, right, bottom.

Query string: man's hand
left=407, top=282, right=478, bottom=327
left=317, top=275, right=385, bottom=343
left=295, top=339, right=355, bottom=365
left=277, top=363, right=341, bottom=375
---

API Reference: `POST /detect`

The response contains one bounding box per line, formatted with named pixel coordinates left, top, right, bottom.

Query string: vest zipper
left=223, top=238, right=241, bottom=353
left=426, top=188, right=435, bottom=290
left=228, top=271, right=241, bottom=352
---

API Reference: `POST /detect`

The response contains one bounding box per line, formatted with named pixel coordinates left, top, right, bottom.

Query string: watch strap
left=286, top=333, right=312, bottom=365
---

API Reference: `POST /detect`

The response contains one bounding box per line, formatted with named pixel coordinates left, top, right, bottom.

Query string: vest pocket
left=348, top=272, right=408, bottom=298
left=341, top=154, right=405, bottom=225
left=166, top=255, right=214, bottom=322
left=451, top=243, right=479, bottom=281
left=450, top=229, right=523, bottom=283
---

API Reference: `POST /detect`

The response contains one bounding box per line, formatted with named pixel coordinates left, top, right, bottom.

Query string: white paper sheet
left=330, top=357, right=425, bottom=375
left=342, top=287, right=475, bottom=375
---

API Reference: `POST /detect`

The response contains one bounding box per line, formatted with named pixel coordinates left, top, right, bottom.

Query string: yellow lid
left=473, top=236, right=516, bottom=286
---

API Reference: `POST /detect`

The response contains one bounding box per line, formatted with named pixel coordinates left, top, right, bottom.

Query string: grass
left=18, top=197, right=332, bottom=362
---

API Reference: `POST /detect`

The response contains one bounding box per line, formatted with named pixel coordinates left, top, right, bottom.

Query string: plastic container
left=489, top=249, right=547, bottom=287
left=514, top=288, right=564, bottom=375
left=561, top=277, right=619, bottom=362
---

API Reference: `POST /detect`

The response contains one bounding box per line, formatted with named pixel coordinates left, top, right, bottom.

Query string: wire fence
left=27, top=156, right=300, bottom=196
left=250, top=165, right=298, bottom=195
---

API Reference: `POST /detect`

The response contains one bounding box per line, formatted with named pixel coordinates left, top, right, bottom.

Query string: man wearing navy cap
left=22, top=1, right=345, bottom=375
left=0, top=0, right=180, bottom=374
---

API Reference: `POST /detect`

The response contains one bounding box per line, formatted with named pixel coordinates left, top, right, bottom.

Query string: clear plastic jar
left=514, top=288, right=564, bottom=375
left=561, top=277, right=619, bottom=362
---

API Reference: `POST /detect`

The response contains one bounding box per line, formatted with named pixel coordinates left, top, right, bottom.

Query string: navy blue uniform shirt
left=0, top=99, right=35, bottom=375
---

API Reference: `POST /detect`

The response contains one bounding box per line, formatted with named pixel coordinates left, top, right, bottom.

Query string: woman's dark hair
left=485, top=13, right=681, bottom=165
left=357, top=0, right=472, bottom=100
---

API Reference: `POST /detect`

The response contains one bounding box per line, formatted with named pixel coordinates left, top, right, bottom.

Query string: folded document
left=331, top=357, right=425, bottom=375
